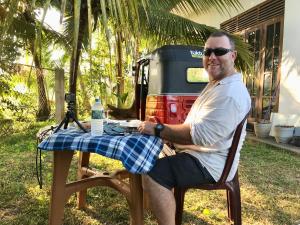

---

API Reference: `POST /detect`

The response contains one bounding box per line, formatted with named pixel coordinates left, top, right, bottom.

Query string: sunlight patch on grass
left=182, top=190, right=229, bottom=225
left=87, top=153, right=124, bottom=171
left=26, top=185, right=49, bottom=202
left=241, top=185, right=268, bottom=208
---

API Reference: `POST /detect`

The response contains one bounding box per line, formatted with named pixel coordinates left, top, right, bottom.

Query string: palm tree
left=0, top=1, right=68, bottom=121
left=59, top=0, right=251, bottom=108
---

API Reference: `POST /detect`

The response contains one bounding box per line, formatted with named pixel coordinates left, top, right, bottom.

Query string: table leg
left=129, top=173, right=144, bottom=225
left=77, top=152, right=90, bottom=209
left=49, top=151, right=74, bottom=225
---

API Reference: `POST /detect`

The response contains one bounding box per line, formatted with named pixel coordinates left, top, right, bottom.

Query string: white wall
left=184, top=0, right=266, bottom=28
left=279, top=0, right=300, bottom=114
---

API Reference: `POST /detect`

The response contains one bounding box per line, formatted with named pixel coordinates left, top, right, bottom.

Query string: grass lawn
left=0, top=122, right=299, bottom=225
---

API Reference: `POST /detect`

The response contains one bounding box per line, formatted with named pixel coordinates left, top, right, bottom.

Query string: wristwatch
left=154, top=123, right=165, bottom=137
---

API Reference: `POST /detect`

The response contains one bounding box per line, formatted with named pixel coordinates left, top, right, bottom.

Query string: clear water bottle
left=91, top=97, right=104, bottom=136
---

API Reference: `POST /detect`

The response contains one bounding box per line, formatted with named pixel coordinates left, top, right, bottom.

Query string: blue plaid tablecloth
left=38, top=127, right=164, bottom=174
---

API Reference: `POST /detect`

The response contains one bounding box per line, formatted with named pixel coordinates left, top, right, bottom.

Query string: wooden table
left=37, top=125, right=163, bottom=225
left=48, top=151, right=144, bottom=225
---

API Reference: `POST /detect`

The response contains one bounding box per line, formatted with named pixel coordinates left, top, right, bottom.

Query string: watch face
left=155, top=123, right=165, bottom=137
left=156, top=124, right=164, bottom=131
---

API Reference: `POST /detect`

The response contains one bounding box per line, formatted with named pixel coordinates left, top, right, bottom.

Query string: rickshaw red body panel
left=145, top=95, right=197, bottom=124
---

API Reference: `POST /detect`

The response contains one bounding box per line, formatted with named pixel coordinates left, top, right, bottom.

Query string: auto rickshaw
left=134, top=45, right=209, bottom=124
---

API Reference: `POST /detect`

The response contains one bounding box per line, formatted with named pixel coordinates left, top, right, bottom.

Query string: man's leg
left=143, top=153, right=215, bottom=224
left=143, top=175, right=175, bottom=225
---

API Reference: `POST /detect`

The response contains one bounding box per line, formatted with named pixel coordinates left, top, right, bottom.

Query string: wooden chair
left=174, top=113, right=249, bottom=225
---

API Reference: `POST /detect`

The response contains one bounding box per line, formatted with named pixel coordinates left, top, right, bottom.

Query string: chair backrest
left=217, top=113, right=249, bottom=184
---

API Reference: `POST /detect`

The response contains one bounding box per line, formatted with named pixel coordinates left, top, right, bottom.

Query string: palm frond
left=1, top=0, right=18, bottom=31
left=31, top=0, right=36, bottom=9
left=100, top=0, right=110, bottom=46
left=34, top=0, right=51, bottom=61
left=148, top=0, right=243, bottom=16
left=7, top=13, right=68, bottom=48
left=139, top=7, right=214, bottom=45
left=0, top=0, right=19, bottom=53
left=138, top=7, right=252, bottom=73
left=60, top=0, right=67, bottom=23
left=61, top=15, right=72, bottom=45
left=233, top=35, right=253, bottom=75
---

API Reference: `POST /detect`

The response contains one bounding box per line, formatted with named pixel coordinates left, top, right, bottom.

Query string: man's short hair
left=208, top=31, right=235, bottom=50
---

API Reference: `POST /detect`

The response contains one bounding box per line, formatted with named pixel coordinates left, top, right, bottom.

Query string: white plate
left=119, top=120, right=141, bottom=128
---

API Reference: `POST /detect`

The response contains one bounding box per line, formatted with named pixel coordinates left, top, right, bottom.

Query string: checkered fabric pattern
left=38, top=127, right=164, bottom=174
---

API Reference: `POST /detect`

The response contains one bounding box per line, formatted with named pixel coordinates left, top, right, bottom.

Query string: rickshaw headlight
left=170, top=104, right=177, bottom=113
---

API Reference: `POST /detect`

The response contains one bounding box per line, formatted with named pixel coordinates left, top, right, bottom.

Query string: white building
left=187, top=0, right=300, bottom=124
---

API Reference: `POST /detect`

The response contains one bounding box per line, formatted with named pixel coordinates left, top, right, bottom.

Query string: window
left=187, top=68, right=208, bottom=83
left=244, top=20, right=282, bottom=121
left=261, top=21, right=281, bottom=120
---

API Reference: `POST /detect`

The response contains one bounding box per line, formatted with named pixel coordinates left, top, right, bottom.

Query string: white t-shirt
left=179, top=73, right=251, bottom=181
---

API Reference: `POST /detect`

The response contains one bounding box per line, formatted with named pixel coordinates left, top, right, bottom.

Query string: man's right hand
left=147, top=116, right=161, bottom=123
left=138, top=121, right=156, bottom=136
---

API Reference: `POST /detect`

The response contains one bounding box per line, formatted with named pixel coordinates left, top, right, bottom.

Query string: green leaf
left=113, top=92, right=128, bottom=104
left=0, top=0, right=18, bottom=52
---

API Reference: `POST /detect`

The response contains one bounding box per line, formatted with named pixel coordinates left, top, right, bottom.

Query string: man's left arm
left=138, top=96, right=243, bottom=146
left=138, top=122, right=193, bottom=145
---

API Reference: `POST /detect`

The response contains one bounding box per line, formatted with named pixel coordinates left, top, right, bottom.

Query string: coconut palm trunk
left=116, top=31, right=124, bottom=107
left=30, top=41, right=50, bottom=121
left=69, top=4, right=88, bottom=116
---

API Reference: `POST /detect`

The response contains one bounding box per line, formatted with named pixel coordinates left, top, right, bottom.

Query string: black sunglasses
left=204, top=48, right=233, bottom=56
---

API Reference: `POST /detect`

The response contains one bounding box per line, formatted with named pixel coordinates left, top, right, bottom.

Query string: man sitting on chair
left=138, top=31, right=251, bottom=225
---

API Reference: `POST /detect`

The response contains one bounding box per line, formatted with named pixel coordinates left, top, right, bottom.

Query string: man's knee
left=143, top=174, right=172, bottom=194
left=142, top=174, right=154, bottom=192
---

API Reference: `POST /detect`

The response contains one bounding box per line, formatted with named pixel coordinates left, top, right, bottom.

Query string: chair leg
left=226, top=189, right=233, bottom=220
left=227, top=179, right=242, bottom=225
left=174, top=188, right=186, bottom=225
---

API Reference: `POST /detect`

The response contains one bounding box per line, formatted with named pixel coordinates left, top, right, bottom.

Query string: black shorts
left=148, top=152, right=215, bottom=190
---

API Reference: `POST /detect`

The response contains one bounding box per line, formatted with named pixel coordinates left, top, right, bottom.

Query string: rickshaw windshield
left=187, top=68, right=209, bottom=83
